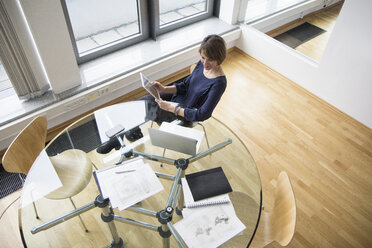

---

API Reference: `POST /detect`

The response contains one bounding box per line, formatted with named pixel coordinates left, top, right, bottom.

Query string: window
left=62, top=0, right=213, bottom=64
left=157, top=0, right=213, bottom=35
left=62, top=0, right=149, bottom=64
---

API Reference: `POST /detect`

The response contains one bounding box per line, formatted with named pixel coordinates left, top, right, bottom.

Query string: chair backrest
left=2, top=116, right=47, bottom=175
left=46, top=149, right=92, bottom=199
left=251, top=171, right=296, bottom=247
left=270, top=171, right=297, bottom=246
left=190, top=63, right=196, bottom=73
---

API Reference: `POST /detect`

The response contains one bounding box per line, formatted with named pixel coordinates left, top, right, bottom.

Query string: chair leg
left=92, top=162, right=98, bottom=170
left=69, top=197, right=89, bottom=232
left=160, top=148, right=166, bottom=167
left=198, top=123, right=210, bottom=149
left=32, top=202, right=40, bottom=219
left=21, top=173, right=39, bottom=219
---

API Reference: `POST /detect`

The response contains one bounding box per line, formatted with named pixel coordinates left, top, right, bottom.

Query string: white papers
left=174, top=177, right=246, bottom=247
left=140, top=72, right=160, bottom=100
left=20, top=149, right=62, bottom=208
left=174, top=203, right=246, bottom=248
left=95, top=157, right=163, bottom=211
left=181, top=178, right=230, bottom=209
left=94, top=102, right=146, bottom=143
left=159, top=122, right=204, bottom=153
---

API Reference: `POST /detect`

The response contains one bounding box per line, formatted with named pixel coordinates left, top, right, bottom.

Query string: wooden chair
left=251, top=171, right=297, bottom=247
left=2, top=116, right=47, bottom=218
left=2, top=116, right=47, bottom=175
left=2, top=116, right=92, bottom=231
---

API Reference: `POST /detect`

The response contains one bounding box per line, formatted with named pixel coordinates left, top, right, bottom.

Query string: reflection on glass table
left=19, top=100, right=262, bottom=247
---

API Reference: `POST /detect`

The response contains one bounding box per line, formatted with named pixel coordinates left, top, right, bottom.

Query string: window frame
left=153, top=0, right=214, bottom=37
left=61, top=0, right=149, bottom=64
left=61, top=0, right=214, bottom=64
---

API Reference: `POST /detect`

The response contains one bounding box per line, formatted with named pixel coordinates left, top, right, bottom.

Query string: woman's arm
left=156, top=79, right=226, bottom=121
left=155, top=98, right=185, bottom=117
left=152, top=81, right=177, bottom=94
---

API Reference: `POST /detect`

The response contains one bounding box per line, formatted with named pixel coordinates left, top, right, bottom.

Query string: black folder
left=185, top=167, right=232, bottom=201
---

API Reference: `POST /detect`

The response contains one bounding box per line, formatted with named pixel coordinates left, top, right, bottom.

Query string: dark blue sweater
left=171, top=61, right=227, bottom=122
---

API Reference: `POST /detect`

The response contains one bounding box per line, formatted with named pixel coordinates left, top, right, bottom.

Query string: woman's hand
left=152, top=82, right=177, bottom=94
left=151, top=81, right=165, bottom=92
left=155, top=98, right=176, bottom=113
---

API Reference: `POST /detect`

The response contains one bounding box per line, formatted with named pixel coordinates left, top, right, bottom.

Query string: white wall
left=219, top=0, right=240, bottom=24
left=236, top=0, right=372, bottom=128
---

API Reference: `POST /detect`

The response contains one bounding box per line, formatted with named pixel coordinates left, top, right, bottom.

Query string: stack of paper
left=94, top=157, right=164, bottom=211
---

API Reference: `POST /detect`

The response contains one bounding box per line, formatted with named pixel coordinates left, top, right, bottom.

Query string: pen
left=115, top=169, right=136, bottom=174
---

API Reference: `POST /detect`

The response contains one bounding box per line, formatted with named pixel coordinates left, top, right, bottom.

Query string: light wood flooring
left=215, top=48, right=372, bottom=248
left=267, top=1, right=344, bottom=61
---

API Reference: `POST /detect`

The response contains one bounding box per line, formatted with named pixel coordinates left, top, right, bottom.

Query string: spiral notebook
left=181, top=177, right=230, bottom=208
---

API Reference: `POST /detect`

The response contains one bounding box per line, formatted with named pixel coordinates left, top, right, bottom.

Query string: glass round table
left=19, top=100, right=262, bottom=248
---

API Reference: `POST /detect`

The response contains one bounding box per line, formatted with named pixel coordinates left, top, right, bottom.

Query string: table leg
left=96, top=196, right=123, bottom=248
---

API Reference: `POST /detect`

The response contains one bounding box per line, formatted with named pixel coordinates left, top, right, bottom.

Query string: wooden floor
left=215, top=49, right=372, bottom=248
left=267, top=2, right=344, bottom=61
left=1, top=2, right=372, bottom=247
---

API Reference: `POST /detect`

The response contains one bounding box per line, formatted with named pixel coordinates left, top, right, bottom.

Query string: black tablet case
left=185, top=167, right=232, bottom=201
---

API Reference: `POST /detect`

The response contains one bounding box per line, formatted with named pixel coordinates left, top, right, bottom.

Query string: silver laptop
left=148, top=128, right=198, bottom=155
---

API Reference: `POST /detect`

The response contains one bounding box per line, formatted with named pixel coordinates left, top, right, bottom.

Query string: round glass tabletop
left=19, top=100, right=262, bottom=247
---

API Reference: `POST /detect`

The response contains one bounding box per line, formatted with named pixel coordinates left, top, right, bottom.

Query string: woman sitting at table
left=126, top=34, right=227, bottom=141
